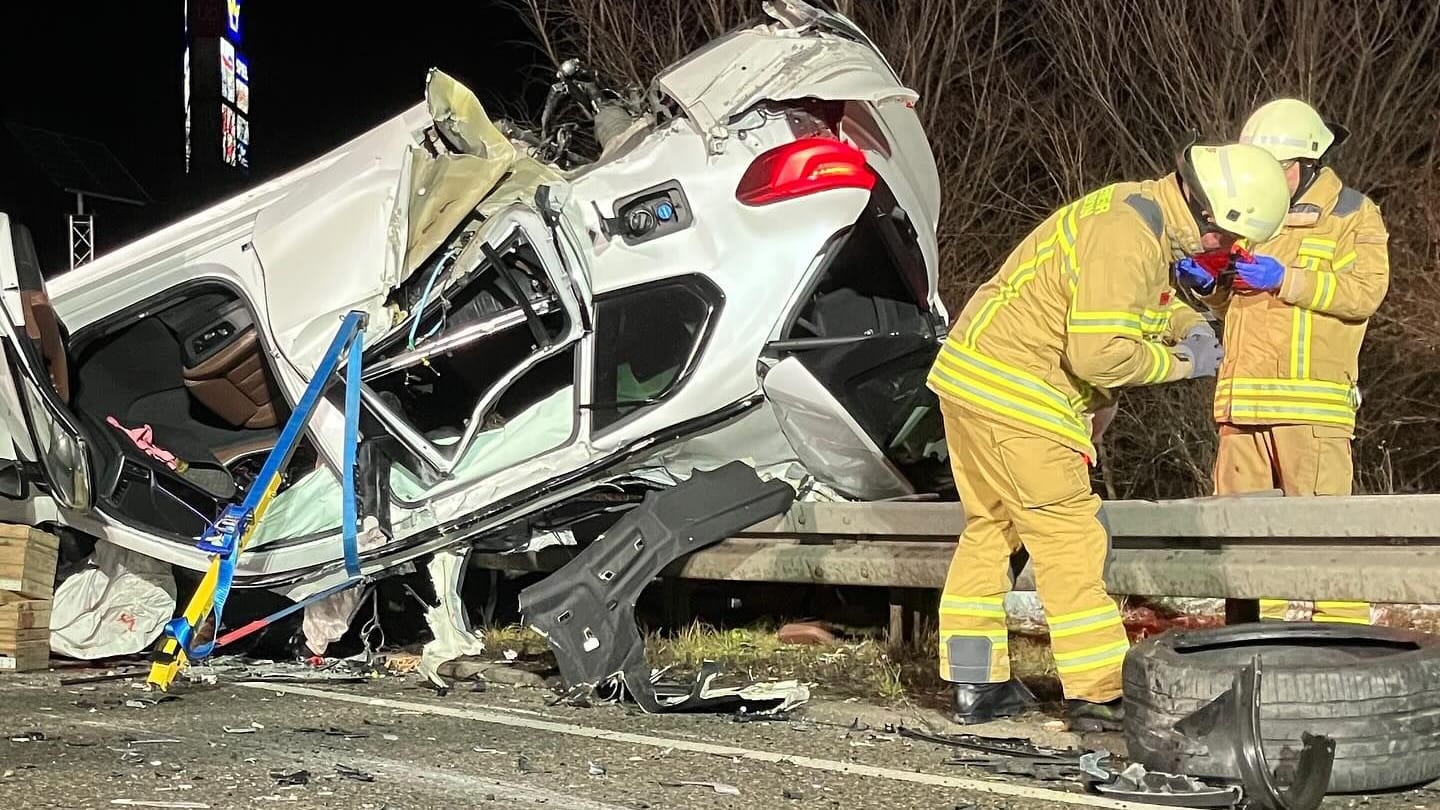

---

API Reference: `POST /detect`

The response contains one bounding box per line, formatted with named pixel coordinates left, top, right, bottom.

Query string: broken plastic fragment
left=660, top=781, right=741, bottom=796
left=334, top=764, right=375, bottom=783
left=268, top=770, right=311, bottom=786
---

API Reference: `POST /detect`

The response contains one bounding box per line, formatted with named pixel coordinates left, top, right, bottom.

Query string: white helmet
left=1239, top=98, right=1349, bottom=162
left=1179, top=143, right=1291, bottom=243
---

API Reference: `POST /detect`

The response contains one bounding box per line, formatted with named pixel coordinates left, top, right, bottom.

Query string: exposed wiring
left=406, top=249, right=459, bottom=350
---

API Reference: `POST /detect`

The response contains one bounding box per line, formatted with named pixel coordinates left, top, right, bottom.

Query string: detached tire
left=1124, top=622, right=1440, bottom=793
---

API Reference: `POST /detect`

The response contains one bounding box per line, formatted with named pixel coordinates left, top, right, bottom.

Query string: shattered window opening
left=590, top=275, right=723, bottom=433
left=362, top=226, right=579, bottom=468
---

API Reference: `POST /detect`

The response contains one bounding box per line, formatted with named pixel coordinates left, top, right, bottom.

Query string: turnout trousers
left=1214, top=423, right=1370, bottom=625
left=937, top=399, right=1129, bottom=703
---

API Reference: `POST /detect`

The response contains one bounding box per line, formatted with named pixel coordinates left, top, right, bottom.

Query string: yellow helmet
left=1239, top=98, right=1348, bottom=162
left=1178, top=143, right=1291, bottom=243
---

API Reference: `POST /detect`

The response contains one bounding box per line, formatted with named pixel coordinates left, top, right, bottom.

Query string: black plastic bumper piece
left=1173, top=655, right=1334, bottom=810
left=518, top=461, right=795, bottom=712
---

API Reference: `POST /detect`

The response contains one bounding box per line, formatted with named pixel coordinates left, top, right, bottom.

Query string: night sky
left=0, top=2, right=545, bottom=271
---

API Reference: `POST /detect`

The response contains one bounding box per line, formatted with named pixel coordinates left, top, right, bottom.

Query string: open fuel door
left=0, top=213, right=94, bottom=509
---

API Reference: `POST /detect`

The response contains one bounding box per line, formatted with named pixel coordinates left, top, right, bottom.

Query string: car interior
left=60, top=282, right=318, bottom=540
left=770, top=173, right=952, bottom=494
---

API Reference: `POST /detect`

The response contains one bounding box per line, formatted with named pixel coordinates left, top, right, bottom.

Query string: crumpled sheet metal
left=519, top=461, right=796, bottom=712
left=419, top=547, right=487, bottom=688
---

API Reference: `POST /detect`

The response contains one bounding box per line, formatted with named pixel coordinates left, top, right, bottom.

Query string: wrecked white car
left=0, top=2, right=944, bottom=678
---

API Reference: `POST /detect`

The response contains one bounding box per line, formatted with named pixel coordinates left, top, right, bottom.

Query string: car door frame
left=0, top=213, right=97, bottom=513
left=355, top=202, right=594, bottom=498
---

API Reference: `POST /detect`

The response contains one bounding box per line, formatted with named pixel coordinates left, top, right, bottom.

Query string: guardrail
left=474, top=493, right=1440, bottom=605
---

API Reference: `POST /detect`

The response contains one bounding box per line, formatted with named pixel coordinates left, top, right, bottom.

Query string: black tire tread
left=1122, top=623, right=1440, bottom=794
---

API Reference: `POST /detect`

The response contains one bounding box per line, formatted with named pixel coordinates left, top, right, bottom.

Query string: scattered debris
left=7, top=731, right=45, bottom=743
left=1092, top=763, right=1241, bottom=808
left=123, top=695, right=179, bottom=709
left=897, top=727, right=1084, bottom=761
left=777, top=621, right=837, bottom=646
left=334, top=764, right=375, bottom=783
left=382, top=652, right=422, bottom=675
left=268, top=769, right=311, bottom=786
left=292, top=726, right=368, bottom=739
left=59, top=669, right=148, bottom=686
left=660, top=781, right=742, bottom=796
left=1078, top=751, right=1112, bottom=781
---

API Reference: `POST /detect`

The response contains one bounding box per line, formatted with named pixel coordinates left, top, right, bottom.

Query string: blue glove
left=1174, top=257, right=1216, bottom=294
left=1234, top=254, right=1286, bottom=291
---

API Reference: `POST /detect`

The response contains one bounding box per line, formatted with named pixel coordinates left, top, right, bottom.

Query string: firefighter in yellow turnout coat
left=1180, top=99, right=1390, bottom=625
left=927, top=144, right=1291, bottom=729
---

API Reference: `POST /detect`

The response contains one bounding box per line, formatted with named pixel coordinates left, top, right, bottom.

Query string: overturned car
left=0, top=2, right=945, bottom=673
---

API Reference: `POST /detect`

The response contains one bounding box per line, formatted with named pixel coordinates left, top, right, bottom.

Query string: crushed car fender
left=518, top=461, right=795, bottom=712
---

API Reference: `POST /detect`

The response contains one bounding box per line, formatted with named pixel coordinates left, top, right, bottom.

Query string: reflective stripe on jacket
left=927, top=176, right=1203, bottom=455
left=1202, top=168, right=1389, bottom=434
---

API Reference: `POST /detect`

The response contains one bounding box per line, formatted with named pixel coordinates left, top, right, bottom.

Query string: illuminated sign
left=220, top=39, right=235, bottom=104
left=235, top=56, right=249, bottom=114
left=185, top=0, right=250, bottom=173
left=217, top=3, right=248, bottom=169
left=226, top=0, right=241, bottom=41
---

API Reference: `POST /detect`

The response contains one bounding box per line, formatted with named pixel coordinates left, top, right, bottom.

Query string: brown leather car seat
left=181, top=326, right=278, bottom=429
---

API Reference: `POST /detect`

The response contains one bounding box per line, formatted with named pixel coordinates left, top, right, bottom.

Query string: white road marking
left=240, top=683, right=1169, bottom=809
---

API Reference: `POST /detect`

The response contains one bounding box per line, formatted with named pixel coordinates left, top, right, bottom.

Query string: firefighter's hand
left=1176, top=326, right=1222, bottom=378
left=1234, top=254, right=1285, bottom=291
left=1174, top=257, right=1216, bottom=294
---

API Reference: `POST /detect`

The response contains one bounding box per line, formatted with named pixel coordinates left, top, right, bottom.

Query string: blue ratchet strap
left=173, top=310, right=368, bottom=661
left=341, top=326, right=363, bottom=579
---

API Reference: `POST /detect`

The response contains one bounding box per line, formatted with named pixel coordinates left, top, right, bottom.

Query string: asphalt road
left=1, top=668, right=1436, bottom=810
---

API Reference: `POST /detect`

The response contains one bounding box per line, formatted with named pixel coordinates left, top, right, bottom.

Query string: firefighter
left=1176, top=99, right=1390, bottom=626
left=928, top=143, right=1290, bottom=730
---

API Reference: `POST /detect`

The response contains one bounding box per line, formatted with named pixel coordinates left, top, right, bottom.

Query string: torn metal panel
left=1169, top=656, right=1334, bottom=810
left=424, top=68, right=517, bottom=162
left=762, top=355, right=913, bottom=500
left=518, top=461, right=794, bottom=712
left=419, top=546, right=487, bottom=688
left=654, top=1, right=915, bottom=140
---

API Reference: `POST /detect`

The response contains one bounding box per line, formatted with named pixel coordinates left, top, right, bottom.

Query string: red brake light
left=735, top=137, right=875, bottom=206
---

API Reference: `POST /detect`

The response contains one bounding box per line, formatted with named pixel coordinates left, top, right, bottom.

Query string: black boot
left=1067, top=697, right=1124, bottom=732
left=952, top=678, right=1036, bottom=725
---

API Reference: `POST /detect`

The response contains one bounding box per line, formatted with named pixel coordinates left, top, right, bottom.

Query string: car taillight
left=735, top=137, right=875, bottom=206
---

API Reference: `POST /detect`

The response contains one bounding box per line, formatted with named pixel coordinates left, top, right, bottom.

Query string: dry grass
left=483, top=621, right=1061, bottom=707
left=517, top=0, right=1440, bottom=496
